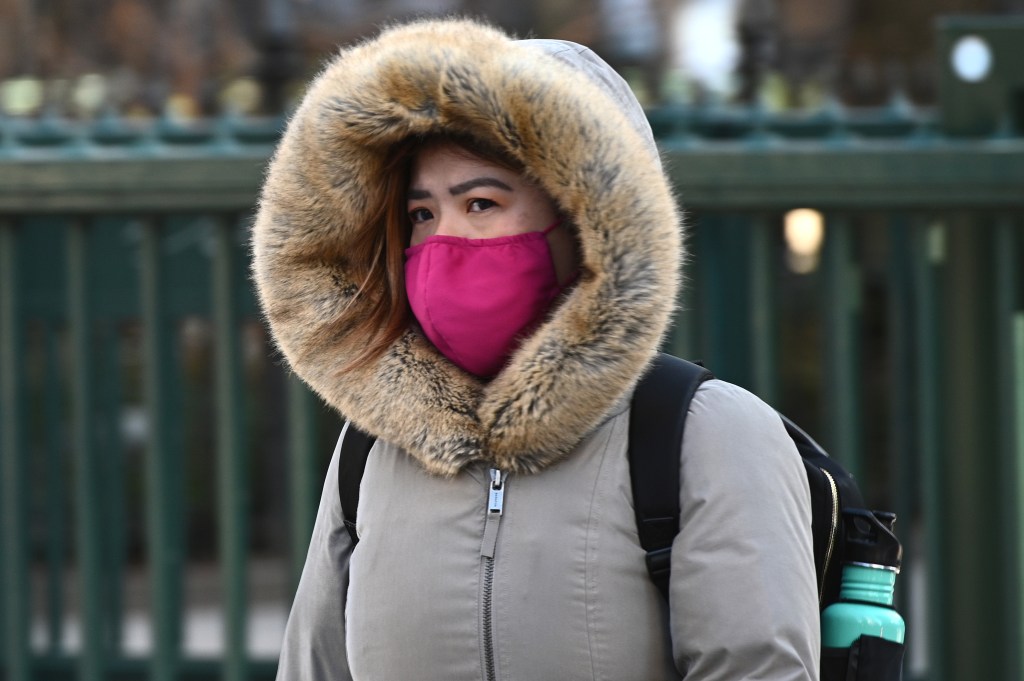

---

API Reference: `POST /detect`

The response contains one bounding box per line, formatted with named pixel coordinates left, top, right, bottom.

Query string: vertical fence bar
left=141, top=218, right=183, bottom=681
left=912, top=219, right=947, bottom=681
left=288, top=375, right=318, bottom=592
left=995, top=216, right=1022, bottom=681
left=666, top=213, right=698, bottom=361
left=1013, top=310, right=1024, bottom=681
left=97, top=322, right=126, bottom=656
left=885, top=216, right=916, bottom=620
left=667, top=287, right=698, bottom=361
left=692, top=215, right=721, bottom=370
left=943, top=216, right=1001, bottom=680
left=749, top=214, right=777, bottom=403
left=44, top=324, right=66, bottom=654
left=69, top=218, right=108, bottom=681
left=822, top=214, right=862, bottom=480
left=214, top=215, right=248, bottom=681
left=696, top=214, right=754, bottom=383
left=1, top=218, right=31, bottom=681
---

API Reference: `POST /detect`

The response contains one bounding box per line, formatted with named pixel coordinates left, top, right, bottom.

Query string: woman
left=253, top=18, right=819, bottom=681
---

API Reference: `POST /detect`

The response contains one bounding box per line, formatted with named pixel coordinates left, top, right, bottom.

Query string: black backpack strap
left=337, top=422, right=376, bottom=544
left=628, top=353, right=714, bottom=600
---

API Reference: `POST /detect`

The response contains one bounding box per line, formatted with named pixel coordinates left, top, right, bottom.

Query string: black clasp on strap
left=645, top=547, right=673, bottom=599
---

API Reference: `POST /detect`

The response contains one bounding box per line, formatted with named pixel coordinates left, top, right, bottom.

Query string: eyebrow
left=407, top=176, right=513, bottom=202
left=449, top=177, right=513, bottom=195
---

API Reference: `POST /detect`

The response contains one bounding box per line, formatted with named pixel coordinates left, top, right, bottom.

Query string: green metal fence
left=2, top=70, right=1024, bottom=681
left=655, top=121, right=1024, bottom=681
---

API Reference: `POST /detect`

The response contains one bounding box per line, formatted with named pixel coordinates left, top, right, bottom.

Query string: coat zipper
left=481, top=469, right=505, bottom=681
left=819, top=467, right=839, bottom=604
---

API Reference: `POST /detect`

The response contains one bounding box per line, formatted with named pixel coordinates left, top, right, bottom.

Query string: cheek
left=501, top=203, right=553, bottom=236
left=511, top=210, right=549, bottom=234
left=520, top=193, right=559, bottom=231
left=409, top=224, right=432, bottom=246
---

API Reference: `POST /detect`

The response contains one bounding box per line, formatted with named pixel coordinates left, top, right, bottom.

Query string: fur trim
left=252, top=18, right=683, bottom=476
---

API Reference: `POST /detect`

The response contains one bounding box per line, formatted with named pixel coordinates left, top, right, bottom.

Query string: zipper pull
left=481, top=469, right=505, bottom=558
left=488, top=469, right=505, bottom=515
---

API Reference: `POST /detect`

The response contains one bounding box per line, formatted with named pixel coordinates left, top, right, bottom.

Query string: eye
left=408, top=207, right=433, bottom=224
left=467, top=198, right=497, bottom=213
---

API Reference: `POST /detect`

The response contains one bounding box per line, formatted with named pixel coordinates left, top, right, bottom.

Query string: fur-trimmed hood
left=252, top=18, right=683, bottom=476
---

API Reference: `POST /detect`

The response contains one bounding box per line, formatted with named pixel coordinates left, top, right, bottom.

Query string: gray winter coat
left=252, top=18, right=820, bottom=681
left=280, top=383, right=819, bottom=681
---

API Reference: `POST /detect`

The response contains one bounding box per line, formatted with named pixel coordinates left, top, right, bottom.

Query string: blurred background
left=1, top=0, right=1022, bottom=116
left=0, top=1, right=1023, bottom=680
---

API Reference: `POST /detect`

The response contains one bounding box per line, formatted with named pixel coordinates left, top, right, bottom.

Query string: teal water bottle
left=821, top=509, right=905, bottom=648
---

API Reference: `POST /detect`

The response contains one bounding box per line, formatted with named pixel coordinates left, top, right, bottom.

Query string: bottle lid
left=843, top=509, right=903, bottom=570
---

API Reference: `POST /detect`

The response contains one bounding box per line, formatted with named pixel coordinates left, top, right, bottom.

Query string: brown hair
left=339, top=132, right=525, bottom=373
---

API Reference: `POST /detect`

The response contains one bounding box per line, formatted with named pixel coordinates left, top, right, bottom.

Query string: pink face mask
left=405, top=223, right=567, bottom=377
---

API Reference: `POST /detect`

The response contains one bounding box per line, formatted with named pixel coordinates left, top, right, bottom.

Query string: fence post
left=69, top=218, right=108, bottom=681
left=694, top=214, right=755, bottom=384
left=749, top=213, right=778, bottom=403
left=214, top=214, right=249, bottom=681
left=43, top=323, right=68, bottom=655
left=885, top=216, right=917, bottom=621
left=96, top=320, right=127, bottom=656
left=822, top=214, right=863, bottom=481
left=666, top=216, right=698, bottom=361
left=995, top=216, right=1023, bottom=681
left=288, top=376, right=318, bottom=593
left=1013, top=310, right=1024, bottom=681
left=141, top=217, right=184, bottom=681
left=1, top=218, right=30, bottom=681
left=942, top=215, right=1003, bottom=679
left=912, top=219, right=948, bottom=681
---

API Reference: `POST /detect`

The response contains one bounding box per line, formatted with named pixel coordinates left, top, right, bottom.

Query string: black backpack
left=336, top=352, right=861, bottom=608
left=335, top=353, right=904, bottom=679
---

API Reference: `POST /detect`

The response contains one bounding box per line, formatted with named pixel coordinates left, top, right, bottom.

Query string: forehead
left=410, top=142, right=508, bottom=181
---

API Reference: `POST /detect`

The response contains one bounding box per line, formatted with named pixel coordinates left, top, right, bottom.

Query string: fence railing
left=1, top=105, right=1023, bottom=681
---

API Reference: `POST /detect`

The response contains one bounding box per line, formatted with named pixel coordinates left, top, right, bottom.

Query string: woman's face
left=407, top=142, right=578, bottom=285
